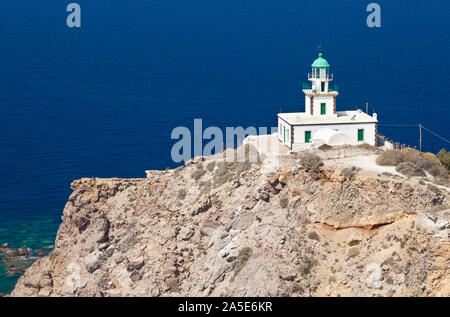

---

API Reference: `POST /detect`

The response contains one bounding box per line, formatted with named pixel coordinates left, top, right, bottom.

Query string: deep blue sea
left=0, top=0, right=449, bottom=294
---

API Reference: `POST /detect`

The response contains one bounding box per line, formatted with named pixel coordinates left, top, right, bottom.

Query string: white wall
left=311, top=95, right=335, bottom=116
left=305, top=96, right=311, bottom=114
left=293, top=123, right=377, bottom=146
left=277, top=118, right=292, bottom=148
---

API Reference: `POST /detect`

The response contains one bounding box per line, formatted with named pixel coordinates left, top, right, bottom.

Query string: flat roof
left=278, top=110, right=378, bottom=126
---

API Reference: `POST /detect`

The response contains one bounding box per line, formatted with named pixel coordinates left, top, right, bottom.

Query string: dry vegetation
left=299, top=153, right=323, bottom=173
left=231, top=247, right=253, bottom=280
left=438, top=149, right=450, bottom=172
left=376, top=148, right=449, bottom=181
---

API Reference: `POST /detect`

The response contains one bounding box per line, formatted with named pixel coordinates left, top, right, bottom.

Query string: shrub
left=291, top=282, right=303, bottom=293
left=165, top=278, right=179, bottom=292
left=377, top=148, right=448, bottom=180
left=376, top=150, right=404, bottom=166
left=427, top=183, right=441, bottom=194
left=386, top=275, right=394, bottom=285
left=347, top=247, right=360, bottom=259
left=438, top=149, right=450, bottom=172
left=206, top=161, right=216, bottom=172
left=178, top=188, right=186, bottom=200
left=300, top=153, right=323, bottom=173
left=357, top=143, right=374, bottom=149
left=395, top=162, right=426, bottom=177
left=341, top=167, right=355, bottom=178
left=298, top=258, right=317, bottom=275
left=423, top=152, right=440, bottom=163
left=307, top=231, right=320, bottom=241
left=231, top=247, right=253, bottom=279
left=48, top=250, right=60, bottom=261
left=318, top=144, right=332, bottom=151
left=280, top=196, right=289, bottom=209
left=328, top=275, right=337, bottom=283
left=191, top=169, right=205, bottom=181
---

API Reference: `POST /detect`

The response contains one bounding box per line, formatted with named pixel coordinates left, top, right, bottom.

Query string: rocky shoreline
left=0, top=243, right=50, bottom=280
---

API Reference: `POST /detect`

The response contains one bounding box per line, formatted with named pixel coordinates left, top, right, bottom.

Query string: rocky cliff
left=10, top=146, right=450, bottom=297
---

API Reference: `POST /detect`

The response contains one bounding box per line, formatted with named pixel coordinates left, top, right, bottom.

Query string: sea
left=0, top=0, right=449, bottom=294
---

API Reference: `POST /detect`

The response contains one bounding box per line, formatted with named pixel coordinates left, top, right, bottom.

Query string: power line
left=421, top=125, right=450, bottom=144
left=378, top=123, right=450, bottom=150
left=379, top=124, right=417, bottom=127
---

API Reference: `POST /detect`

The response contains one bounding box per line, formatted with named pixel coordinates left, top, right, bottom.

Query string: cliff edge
left=11, top=146, right=450, bottom=297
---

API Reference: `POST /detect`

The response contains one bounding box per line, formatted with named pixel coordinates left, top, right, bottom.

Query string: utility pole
left=419, top=124, right=422, bottom=154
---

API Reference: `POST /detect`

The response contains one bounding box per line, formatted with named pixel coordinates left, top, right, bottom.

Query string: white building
left=278, top=53, right=378, bottom=150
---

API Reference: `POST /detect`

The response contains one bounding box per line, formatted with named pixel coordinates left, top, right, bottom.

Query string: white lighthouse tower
left=277, top=52, right=379, bottom=149
left=304, top=53, right=339, bottom=117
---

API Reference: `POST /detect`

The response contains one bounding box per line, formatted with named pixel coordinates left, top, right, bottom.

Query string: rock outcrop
left=10, top=147, right=450, bottom=297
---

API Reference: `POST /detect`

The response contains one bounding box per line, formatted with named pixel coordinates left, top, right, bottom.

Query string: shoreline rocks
left=1, top=243, right=52, bottom=277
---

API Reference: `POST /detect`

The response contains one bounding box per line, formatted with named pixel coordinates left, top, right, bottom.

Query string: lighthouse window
left=320, top=68, right=325, bottom=79
left=321, top=82, right=325, bottom=92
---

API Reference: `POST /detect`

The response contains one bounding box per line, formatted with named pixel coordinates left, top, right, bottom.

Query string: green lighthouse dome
left=311, top=53, right=330, bottom=68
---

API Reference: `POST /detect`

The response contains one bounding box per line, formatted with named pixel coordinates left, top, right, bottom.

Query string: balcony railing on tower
left=329, top=84, right=339, bottom=92
left=308, top=73, right=333, bottom=80
left=302, top=83, right=339, bottom=93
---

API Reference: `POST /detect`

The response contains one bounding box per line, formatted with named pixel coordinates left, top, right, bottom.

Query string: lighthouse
left=277, top=52, right=379, bottom=150
left=304, top=53, right=338, bottom=117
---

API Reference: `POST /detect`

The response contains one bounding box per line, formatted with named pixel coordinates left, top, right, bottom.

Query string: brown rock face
left=10, top=148, right=450, bottom=297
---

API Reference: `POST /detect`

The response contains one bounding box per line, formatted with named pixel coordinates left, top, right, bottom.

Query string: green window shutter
left=321, top=103, right=326, bottom=115
left=358, top=129, right=364, bottom=141
left=305, top=131, right=311, bottom=143
left=283, top=126, right=285, bottom=143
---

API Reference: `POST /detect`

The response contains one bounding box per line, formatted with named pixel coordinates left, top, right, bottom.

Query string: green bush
left=438, top=149, right=450, bottom=172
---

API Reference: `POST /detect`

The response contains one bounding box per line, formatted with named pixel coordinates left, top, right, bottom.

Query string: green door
left=321, top=103, right=326, bottom=115
left=358, top=129, right=364, bottom=141
left=305, top=131, right=311, bottom=143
